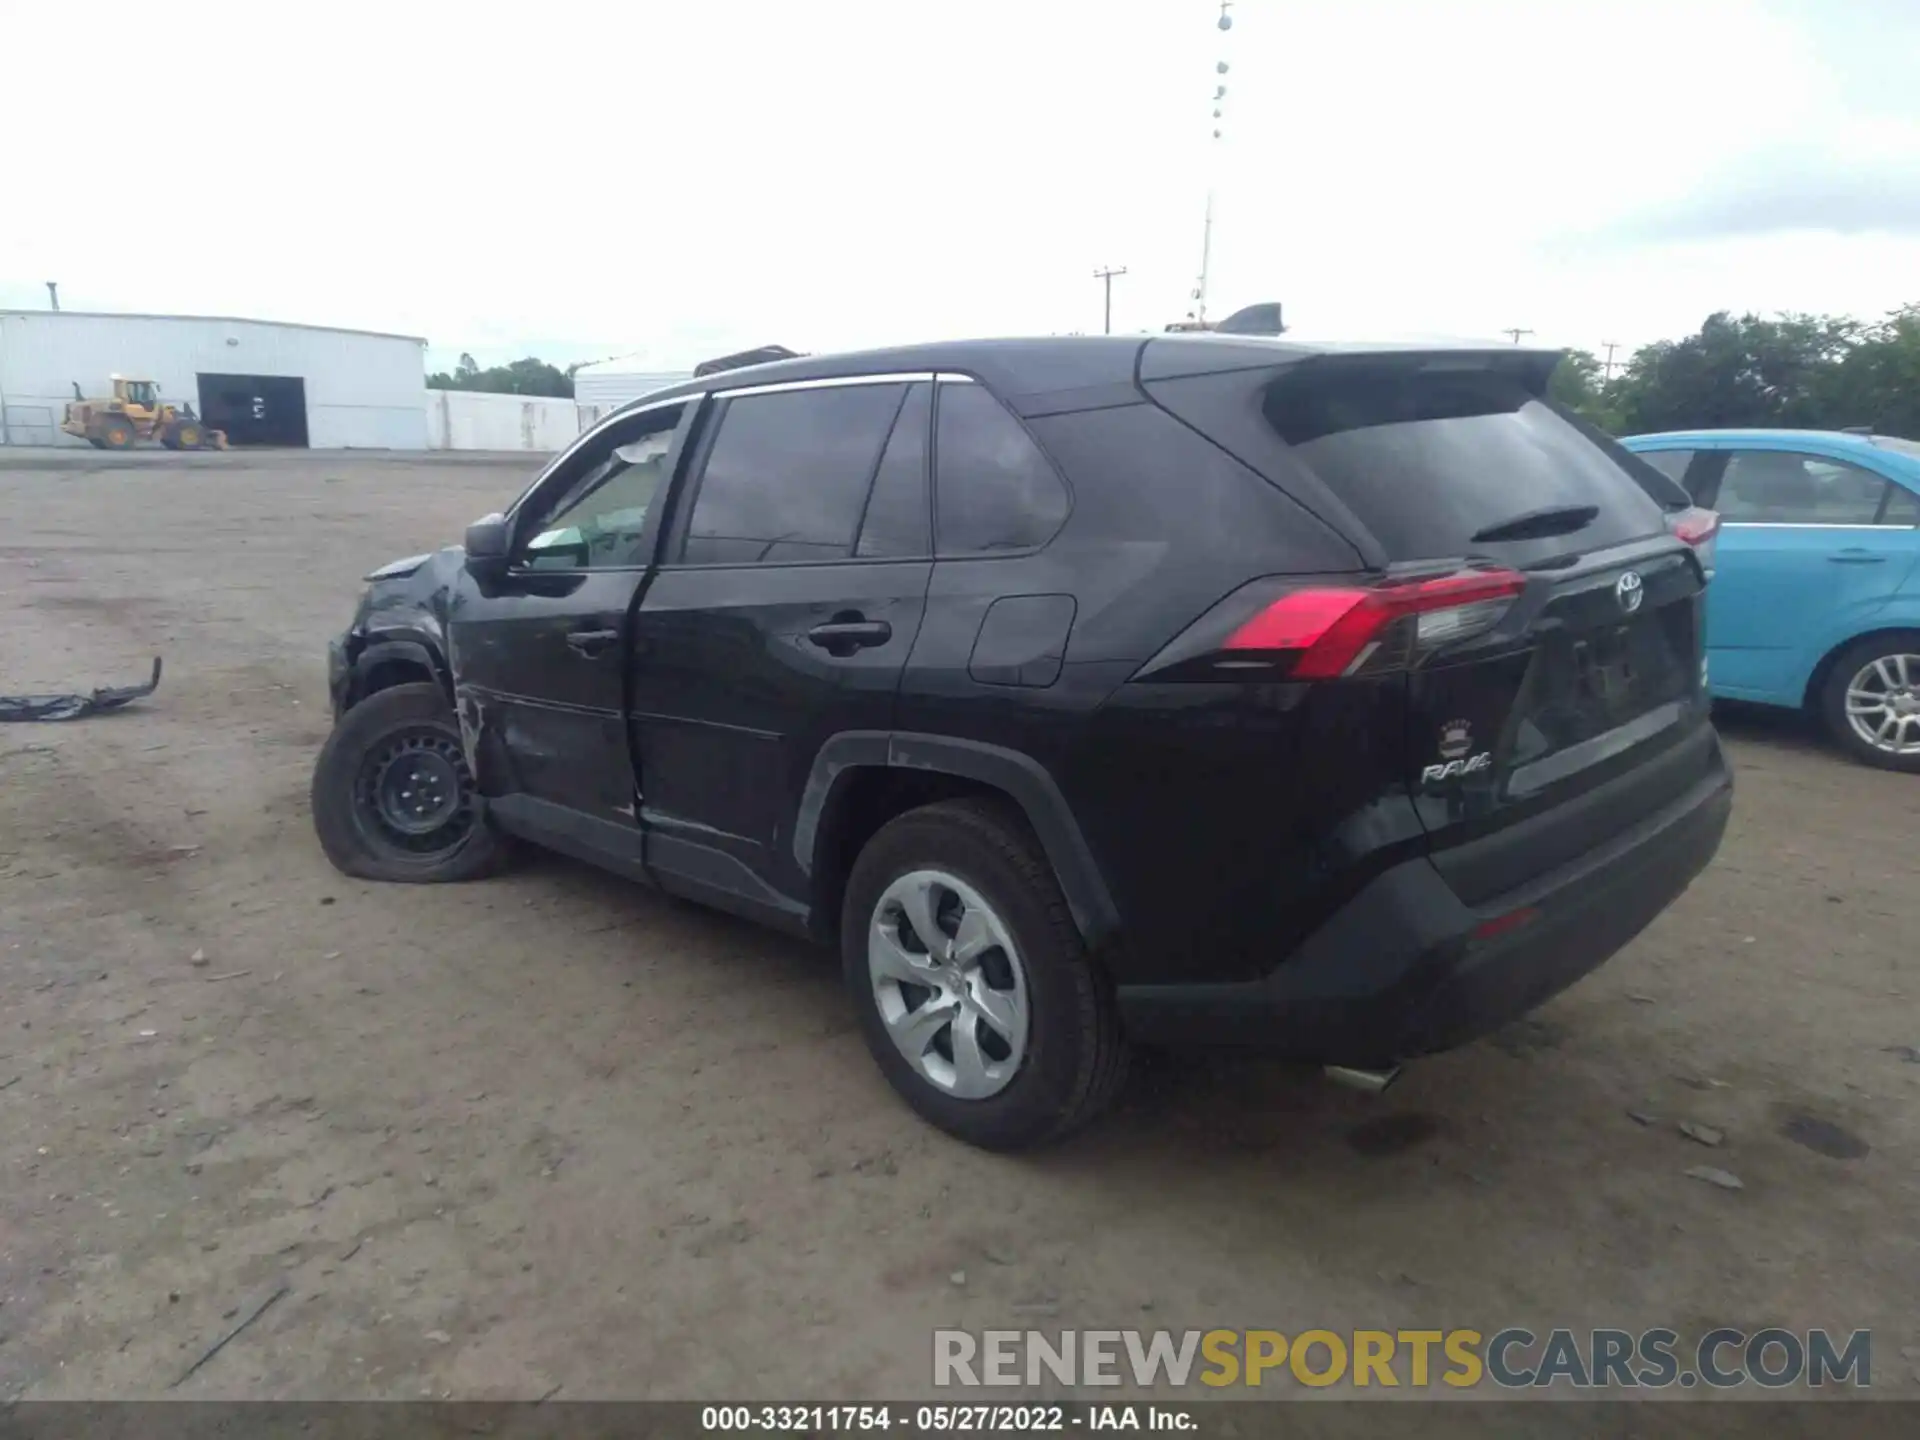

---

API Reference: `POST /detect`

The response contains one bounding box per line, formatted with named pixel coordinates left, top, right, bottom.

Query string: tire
left=841, top=797, right=1128, bottom=1149
left=309, top=682, right=510, bottom=882
left=175, top=424, right=203, bottom=449
left=100, top=421, right=134, bottom=450
left=86, top=437, right=107, bottom=450
left=1819, top=632, right=1920, bottom=772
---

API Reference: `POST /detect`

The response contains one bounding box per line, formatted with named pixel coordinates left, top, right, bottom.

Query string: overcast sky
left=6, top=0, right=1919, bottom=372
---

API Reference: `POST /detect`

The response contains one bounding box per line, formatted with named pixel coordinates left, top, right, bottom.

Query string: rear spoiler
left=1286, top=345, right=1563, bottom=396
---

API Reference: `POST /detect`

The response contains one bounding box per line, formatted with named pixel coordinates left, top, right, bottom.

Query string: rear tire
left=841, top=798, right=1128, bottom=1149
left=1820, top=632, right=1920, bottom=772
left=310, top=682, right=511, bottom=882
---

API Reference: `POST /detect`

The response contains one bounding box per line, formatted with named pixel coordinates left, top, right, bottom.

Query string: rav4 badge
left=1422, top=752, right=1492, bottom=784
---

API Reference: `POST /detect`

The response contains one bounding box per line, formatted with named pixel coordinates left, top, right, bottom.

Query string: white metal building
left=0, top=310, right=429, bottom=449
left=571, top=356, right=694, bottom=426
left=425, top=389, right=592, bottom=451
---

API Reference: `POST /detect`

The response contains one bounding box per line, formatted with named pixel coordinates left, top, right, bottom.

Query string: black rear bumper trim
left=1115, top=733, right=1733, bottom=1061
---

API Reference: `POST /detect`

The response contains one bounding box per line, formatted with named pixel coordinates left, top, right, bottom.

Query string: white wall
left=572, top=366, right=692, bottom=411
left=0, top=310, right=429, bottom=448
left=425, top=389, right=589, bottom=451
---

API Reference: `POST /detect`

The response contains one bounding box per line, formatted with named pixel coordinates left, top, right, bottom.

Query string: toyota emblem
left=1615, top=571, right=1645, bottom=614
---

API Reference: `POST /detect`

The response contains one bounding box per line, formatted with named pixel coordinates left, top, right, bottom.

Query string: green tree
left=1610, top=311, right=1862, bottom=434
left=428, top=355, right=574, bottom=398
left=1825, top=304, right=1920, bottom=438
left=1547, top=348, right=1621, bottom=430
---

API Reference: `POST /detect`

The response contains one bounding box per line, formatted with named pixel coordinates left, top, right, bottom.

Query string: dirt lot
left=1, top=448, right=1916, bottom=1408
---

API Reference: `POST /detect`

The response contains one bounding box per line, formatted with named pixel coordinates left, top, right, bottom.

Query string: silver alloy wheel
left=867, top=868, right=1031, bottom=1100
left=1844, top=652, right=1920, bottom=756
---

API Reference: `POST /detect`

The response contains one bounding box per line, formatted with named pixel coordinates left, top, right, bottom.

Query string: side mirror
left=463, top=513, right=511, bottom=582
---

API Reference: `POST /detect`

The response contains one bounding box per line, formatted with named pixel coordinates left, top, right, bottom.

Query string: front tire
left=841, top=798, right=1127, bottom=1149
left=310, top=682, right=510, bottom=881
left=1819, top=633, right=1920, bottom=772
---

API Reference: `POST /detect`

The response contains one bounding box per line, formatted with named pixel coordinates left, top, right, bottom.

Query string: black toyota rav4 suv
left=314, top=335, right=1732, bottom=1149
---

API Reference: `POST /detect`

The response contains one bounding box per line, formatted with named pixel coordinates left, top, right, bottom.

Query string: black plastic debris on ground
left=0, top=657, right=162, bottom=722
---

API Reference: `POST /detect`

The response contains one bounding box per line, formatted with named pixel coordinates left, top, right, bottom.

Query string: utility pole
left=1501, top=326, right=1533, bottom=345
left=1092, top=266, right=1128, bottom=335
left=1188, top=1, right=1233, bottom=326
left=1195, top=192, right=1215, bottom=325
left=45, top=281, right=59, bottom=312
left=1600, top=340, right=1621, bottom=380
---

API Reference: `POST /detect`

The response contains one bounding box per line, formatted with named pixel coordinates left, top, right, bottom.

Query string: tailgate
left=1408, top=538, right=1712, bottom=901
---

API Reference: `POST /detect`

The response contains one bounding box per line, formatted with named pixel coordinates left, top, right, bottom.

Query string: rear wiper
left=1470, top=504, right=1601, bottom=543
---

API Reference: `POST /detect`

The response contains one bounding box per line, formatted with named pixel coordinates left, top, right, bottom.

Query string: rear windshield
left=1263, top=366, right=1668, bottom=561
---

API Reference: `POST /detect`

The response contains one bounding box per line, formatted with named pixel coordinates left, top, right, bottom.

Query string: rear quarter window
left=933, top=381, right=1070, bottom=556
left=1262, top=366, right=1668, bottom=561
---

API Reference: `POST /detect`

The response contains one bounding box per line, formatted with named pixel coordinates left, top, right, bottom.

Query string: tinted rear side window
left=680, top=384, right=903, bottom=565
left=934, top=382, right=1070, bottom=555
left=856, top=382, right=931, bottom=558
left=1263, top=367, right=1666, bottom=561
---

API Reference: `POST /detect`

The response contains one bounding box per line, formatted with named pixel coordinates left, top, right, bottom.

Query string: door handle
left=1827, top=550, right=1887, bottom=564
left=565, top=627, right=620, bottom=657
left=806, top=619, right=893, bottom=651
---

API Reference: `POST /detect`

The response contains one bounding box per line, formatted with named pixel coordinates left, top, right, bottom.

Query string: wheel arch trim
left=350, top=634, right=450, bottom=706
left=793, top=730, right=1121, bottom=946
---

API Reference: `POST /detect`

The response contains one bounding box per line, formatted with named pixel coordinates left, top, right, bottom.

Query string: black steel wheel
left=310, top=682, right=510, bottom=882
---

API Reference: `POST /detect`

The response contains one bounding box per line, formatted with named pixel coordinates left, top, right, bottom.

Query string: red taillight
left=1225, top=567, right=1526, bottom=678
left=1670, top=508, right=1718, bottom=545
left=1668, top=506, right=1719, bottom=577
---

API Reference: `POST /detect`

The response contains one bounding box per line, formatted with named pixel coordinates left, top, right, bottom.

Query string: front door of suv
left=628, top=375, right=936, bottom=920
left=445, top=397, right=693, bottom=839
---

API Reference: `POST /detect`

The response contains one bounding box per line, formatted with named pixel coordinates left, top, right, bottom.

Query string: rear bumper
left=1115, top=732, right=1733, bottom=1062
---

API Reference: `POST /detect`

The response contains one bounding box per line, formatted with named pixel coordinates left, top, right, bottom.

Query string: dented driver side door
left=446, top=398, right=696, bottom=833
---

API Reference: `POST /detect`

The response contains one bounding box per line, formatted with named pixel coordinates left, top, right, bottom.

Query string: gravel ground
left=1, top=450, right=1916, bottom=1413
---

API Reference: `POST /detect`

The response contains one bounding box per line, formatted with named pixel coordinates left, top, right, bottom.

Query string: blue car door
left=1693, top=445, right=1920, bottom=701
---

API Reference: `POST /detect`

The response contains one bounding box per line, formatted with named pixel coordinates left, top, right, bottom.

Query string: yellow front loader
left=61, top=376, right=228, bottom=450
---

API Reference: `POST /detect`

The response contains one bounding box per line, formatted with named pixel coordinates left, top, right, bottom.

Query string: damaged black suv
left=314, top=336, right=1732, bottom=1149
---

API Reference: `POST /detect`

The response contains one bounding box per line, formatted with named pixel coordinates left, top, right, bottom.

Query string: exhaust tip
left=1324, top=1063, right=1402, bottom=1095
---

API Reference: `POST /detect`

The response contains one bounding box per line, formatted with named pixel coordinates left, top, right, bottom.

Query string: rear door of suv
left=627, top=374, right=936, bottom=923
left=1677, top=443, right=1920, bottom=701
left=1140, top=344, right=1714, bottom=903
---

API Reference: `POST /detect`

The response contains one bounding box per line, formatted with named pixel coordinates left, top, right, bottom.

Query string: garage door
left=196, top=374, right=309, bottom=447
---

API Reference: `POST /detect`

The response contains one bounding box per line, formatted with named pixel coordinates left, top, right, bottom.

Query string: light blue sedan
left=1620, top=428, right=1920, bottom=770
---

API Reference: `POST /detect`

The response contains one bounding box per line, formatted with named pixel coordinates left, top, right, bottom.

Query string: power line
left=1501, top=327, right=1534, bottom=345
left=1601, top=340, right=1622, bottom=380
left=1091, top=267, right=1128, bottom=335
